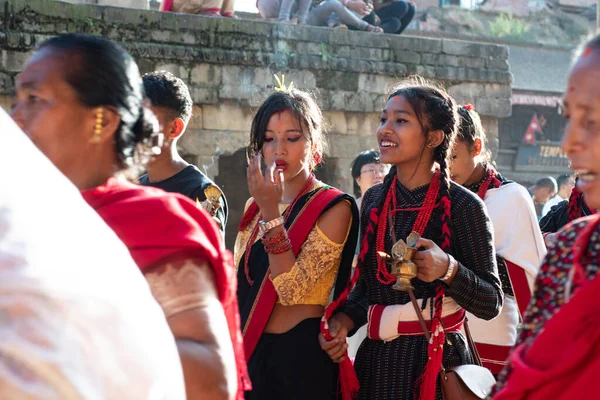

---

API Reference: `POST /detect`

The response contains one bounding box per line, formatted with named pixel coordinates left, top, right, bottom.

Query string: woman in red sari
left=491, top=34, right=600, bottom=399
left=11, top=34, right=248, bottom=400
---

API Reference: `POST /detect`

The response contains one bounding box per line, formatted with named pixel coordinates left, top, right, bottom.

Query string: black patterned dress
left=342, top=180, right=503, bottom=400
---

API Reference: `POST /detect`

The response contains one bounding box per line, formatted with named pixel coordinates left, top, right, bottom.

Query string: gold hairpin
left=274, top=74, right=295, bottom=92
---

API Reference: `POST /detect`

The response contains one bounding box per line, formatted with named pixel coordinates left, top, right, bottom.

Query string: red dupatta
left=241, top=186, right=342, bottom=358
left=82, top=178, right=251, bottom=398
left=238, top=185, right=360, bottom=400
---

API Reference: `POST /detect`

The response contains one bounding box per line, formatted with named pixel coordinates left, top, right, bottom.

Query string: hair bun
left=132, top=106, right=159, bottom=144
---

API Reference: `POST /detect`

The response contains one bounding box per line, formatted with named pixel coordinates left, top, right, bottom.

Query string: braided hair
left=457, top=105, right=492, bottom=163
left=357, top=78, right=459, bottom=292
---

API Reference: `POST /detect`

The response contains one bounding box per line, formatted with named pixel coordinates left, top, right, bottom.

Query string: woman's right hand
left=247, top=155, right=283, bottom=218
left=318, top=313, right=354, bottom=363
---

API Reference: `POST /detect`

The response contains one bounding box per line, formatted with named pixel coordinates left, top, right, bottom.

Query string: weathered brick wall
left=0, top=0, right=512, bottom=246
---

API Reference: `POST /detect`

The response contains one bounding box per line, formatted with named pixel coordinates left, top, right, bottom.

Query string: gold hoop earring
left=91, top=108, right=103, bottom=143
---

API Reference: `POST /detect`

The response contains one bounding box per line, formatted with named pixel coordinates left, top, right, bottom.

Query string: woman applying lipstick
left=234, top=89, right=359, bottom=400
left=449, top=105, right=545, bottom=375
left=319, top=77, right=502, bottom=400
left=491, top=34, right=600, bottom=400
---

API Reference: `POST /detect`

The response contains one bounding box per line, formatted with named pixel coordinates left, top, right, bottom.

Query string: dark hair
left=142, top=70, right=193, bottom=125
left=456, top=105, right=491, bottom=163
left=556, top=174, right=573, bottom=190
left=38, top=34, right=156, bottom=167
left=535, top=176, right=558, bottom=192
left=386, top=76, right=458, bottom=194
left=351, top=150, right=381, bottom=197
left=365, top=77, right=458, bottom=256
left=249, top=89, right=326, bottom=170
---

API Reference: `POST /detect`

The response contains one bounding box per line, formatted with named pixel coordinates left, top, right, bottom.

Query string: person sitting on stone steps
left=160, top=0, right=237, bottom=18
left=258, top=0, right=383, bottom=32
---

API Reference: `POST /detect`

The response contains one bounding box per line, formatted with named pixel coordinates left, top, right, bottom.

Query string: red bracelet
left=265, top=239, right=292, bottom=254
left=262, top=230, right=288, bottom=246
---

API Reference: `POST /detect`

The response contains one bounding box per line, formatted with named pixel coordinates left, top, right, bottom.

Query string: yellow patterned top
left=233, top=188, right=351, bottom=307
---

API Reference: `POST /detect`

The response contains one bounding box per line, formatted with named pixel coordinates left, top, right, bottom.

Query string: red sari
left=81, top=178, right=250, bottom=399
left=492, top=215, right=600, bottom=399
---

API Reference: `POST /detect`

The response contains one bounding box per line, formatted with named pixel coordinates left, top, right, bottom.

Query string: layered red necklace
left=477, top=165, right=502, bottom=200
left=375, top=171, right=441, bottom=284
left=242, top=174, right=316, bottom=285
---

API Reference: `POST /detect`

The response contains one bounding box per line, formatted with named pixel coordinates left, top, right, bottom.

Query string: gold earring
left=91, top=108, right=103, bottom=143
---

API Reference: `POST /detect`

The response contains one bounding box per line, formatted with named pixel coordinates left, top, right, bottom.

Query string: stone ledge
left=0, top=0, right=512, bottom=118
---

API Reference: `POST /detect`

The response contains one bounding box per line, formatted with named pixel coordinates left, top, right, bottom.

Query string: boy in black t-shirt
left=139, top=71, right=228, bottom=237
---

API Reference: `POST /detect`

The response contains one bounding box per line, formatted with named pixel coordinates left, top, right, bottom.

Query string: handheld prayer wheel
left=377, top=232, right=421, bottom=291
left=198, top=185, right=222, bottom=217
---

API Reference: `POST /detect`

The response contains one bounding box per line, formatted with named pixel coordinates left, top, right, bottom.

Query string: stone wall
left=62, top=0, right=149, bottom=9
left=0, top=0, right=512, bottom=247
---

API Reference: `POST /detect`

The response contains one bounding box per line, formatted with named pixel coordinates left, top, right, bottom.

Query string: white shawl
left=0, top=111, right=185, bottom=400
left=468, top=183, right=546, bottom=346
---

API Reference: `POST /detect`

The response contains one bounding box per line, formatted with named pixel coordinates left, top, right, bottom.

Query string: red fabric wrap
left=476, top=343, right=510, bottom=374
left=398, top=309, right=464, bottom=336
left=81, top=178, right=250, bottom=398
left=367, top=305, right=385, bottom=340
left=493, top=268, right=600, bottom=399
left=239, top=201, right=260, bottom=231
left=505, top=260, right=532, bottom=318
left=161, top=0, right=173, bottom=11
left=367, top=307, right=465, bottom=339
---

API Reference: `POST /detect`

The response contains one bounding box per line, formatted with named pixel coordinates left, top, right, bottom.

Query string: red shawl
left=82, top=178, right=250, bottom=398
left=493, top=254, right=600, bottom=399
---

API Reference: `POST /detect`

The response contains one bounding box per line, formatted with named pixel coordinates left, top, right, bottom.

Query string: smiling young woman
left=234, top=89, right=360, bottom=400
left=319, top=77, right=502, bottom=400
left=491, top=34, right=600, bottom=400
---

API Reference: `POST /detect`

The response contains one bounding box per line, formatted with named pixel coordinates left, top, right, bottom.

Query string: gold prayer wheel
left=392, top=248, right=417, bottom=291
left=377, top=232, right=421, bottom=292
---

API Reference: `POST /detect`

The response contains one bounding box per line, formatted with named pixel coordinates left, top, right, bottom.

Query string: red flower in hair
left=463, top=104, right=474, bottom=111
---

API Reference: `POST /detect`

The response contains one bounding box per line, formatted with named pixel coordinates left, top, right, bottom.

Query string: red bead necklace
left=375, top=171, right=442, bottom=285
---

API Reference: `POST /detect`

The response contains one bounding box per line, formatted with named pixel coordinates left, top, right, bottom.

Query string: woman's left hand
left=412, top=238, right=449, bottom=282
